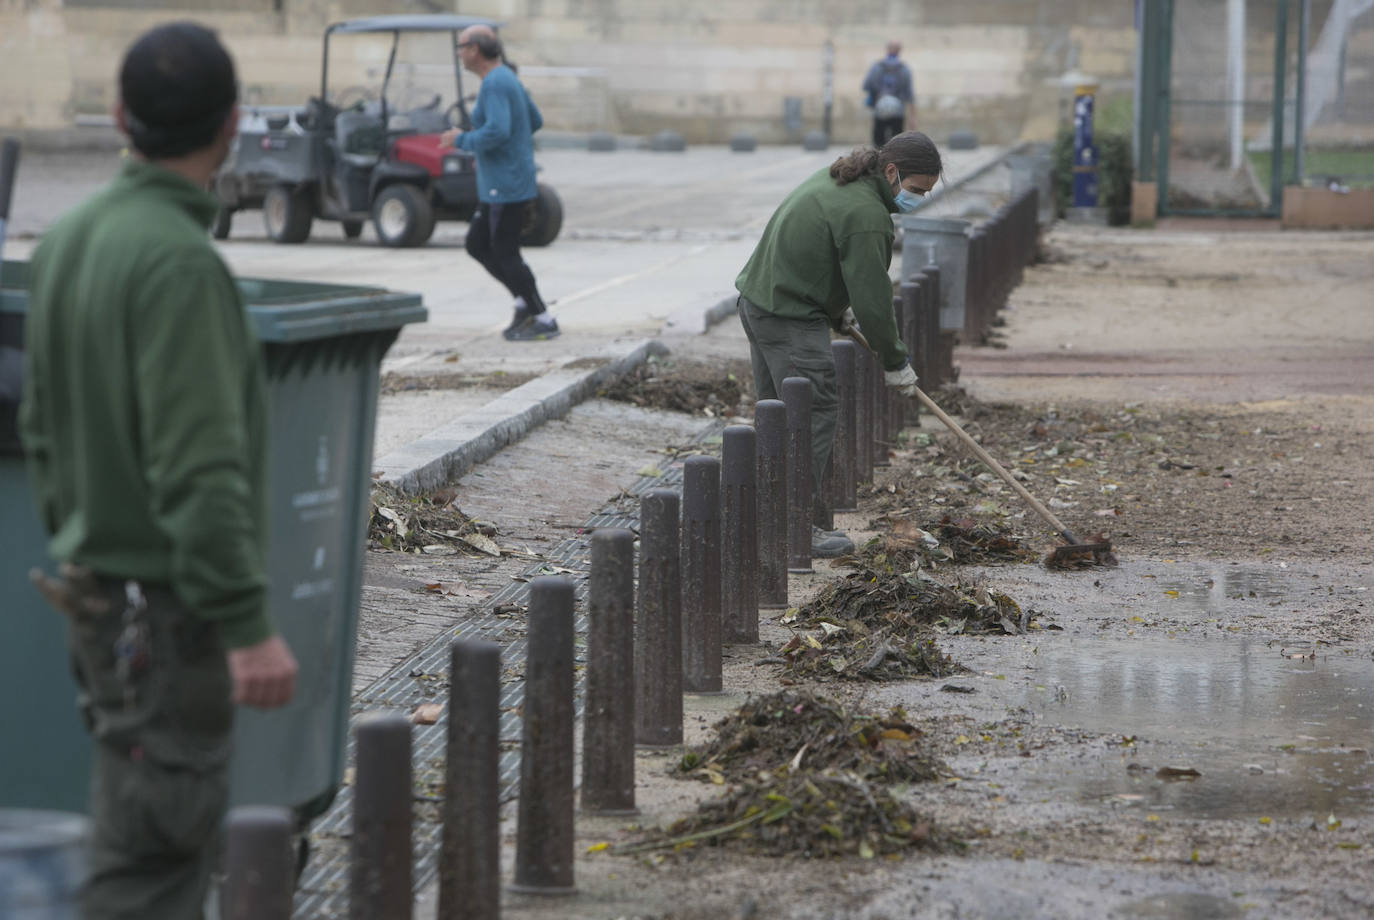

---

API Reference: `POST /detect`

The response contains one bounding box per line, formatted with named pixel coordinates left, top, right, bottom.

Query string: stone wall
left=1, top=0, right=1140, bottom=145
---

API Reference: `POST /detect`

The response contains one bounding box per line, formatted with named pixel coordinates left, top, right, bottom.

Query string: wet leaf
left=409, top=702, right=444, bottom=725
left=879, top=728, right=913, bottom=742
left=421, top=544, right=458, bottom=556
left=586, top=841, right=610, bottom=853
left=1163, top=589, right=1180, bottom=597
left=637, top=466, right=664, bottom=478
left=1258, top=816, right=1272, bottom=825
left=1155, top=766, right=1202, bottom=781
left=461, top=533, right=501, bottom=557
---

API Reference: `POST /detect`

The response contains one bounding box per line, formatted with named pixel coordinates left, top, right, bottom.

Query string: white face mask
left=891, top=168, right=922, bottom=213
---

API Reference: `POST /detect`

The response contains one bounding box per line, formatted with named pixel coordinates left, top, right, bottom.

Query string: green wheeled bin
left=0, top=260, right=426, bottom=831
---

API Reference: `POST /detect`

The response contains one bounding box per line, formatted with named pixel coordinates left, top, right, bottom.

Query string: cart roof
left=326, top=15, right=502, bottom=36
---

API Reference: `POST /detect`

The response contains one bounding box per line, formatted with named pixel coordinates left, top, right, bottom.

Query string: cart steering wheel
left=444, top=101, right=471, bottom=131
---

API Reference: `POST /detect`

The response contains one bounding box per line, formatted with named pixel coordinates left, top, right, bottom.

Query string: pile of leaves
left=599, top=357, right=752, bottom=417
left=367, top=482, right=501, bottom=556
left=862, top=517, right=1038, bottom=569
left=676, top=691, right=942, bottom=786
left=777, top=565, right=1044, bottom=681
left=619, top=771, right=949, bottom=859
left=620, top=692, right=953, bottom=860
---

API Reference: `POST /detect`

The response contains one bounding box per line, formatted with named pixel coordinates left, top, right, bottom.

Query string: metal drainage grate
left=294, top=428, right=718, bottom=917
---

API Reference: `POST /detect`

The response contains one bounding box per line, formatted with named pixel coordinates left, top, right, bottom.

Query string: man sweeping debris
left=733, top=132, right=939, bottom=557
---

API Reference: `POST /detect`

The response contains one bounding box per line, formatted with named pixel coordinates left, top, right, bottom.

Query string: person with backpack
left=862, top=41, right=917, bottom=147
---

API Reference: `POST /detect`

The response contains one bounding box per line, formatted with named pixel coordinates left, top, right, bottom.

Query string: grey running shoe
left=506, top=315, right=560, bottom=341
left=501, top=305, right=533, bottom=340
left=811, top=525, right=854, bottom=558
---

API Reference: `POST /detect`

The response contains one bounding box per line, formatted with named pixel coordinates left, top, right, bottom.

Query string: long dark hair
left=829, top=131, right=943, bottom=186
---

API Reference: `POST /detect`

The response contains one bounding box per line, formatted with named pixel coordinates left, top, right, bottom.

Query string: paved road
left=4, top=144, right=1008, bottom=384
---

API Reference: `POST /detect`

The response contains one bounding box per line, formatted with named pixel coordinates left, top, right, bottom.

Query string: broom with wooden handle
left=846, top=323, right=1115, bottom=566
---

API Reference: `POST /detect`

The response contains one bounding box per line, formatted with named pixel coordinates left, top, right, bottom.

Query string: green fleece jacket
left=735, top=167, right=909, bottom=371
left=20, top=160, right=272, bottom=649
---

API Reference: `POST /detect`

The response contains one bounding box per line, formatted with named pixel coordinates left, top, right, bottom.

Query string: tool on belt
left=114, top=581, right=152, bottom=708
left=844, top=323, right=1116, bottom=567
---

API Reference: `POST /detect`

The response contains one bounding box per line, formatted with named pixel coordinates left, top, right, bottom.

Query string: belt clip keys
left=113, top=580, right=151, bottom=710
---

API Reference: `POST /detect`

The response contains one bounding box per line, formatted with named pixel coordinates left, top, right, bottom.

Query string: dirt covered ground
left=470, top=224, right=1374, bottom=920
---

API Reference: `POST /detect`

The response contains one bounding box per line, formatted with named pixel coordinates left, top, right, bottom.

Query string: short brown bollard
left=781, top=376, right=813, bottom=574
left=681, top=456, right=722, bottom=693
left=754, top=399, right=788, bottom=610
left=635, top=489, right=683, bottom=746
left=721, top=424, right=759, bottom=644
left=223, top=806, right=294, bottom=920
left=439, top=640, right=501, bottom=920
left=351, top=712, right=413, bottom=920
left=856, top=347, right=874, bottom=484
left=829, top=340, right=858, bottom=512
left=581, top=529, right=637, bottom=815
left=511, top=576, right=576, bottom=895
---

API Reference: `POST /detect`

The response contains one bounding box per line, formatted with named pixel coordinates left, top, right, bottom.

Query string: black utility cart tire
left=371, top=184, right=435, bottom=248
left=520, top=183, right=563, bottom=247
left=264, top=185, right=313, bottom=244
left=342, top=219, right=364, bottom=240
left=211, top=207, right=233, bottom=240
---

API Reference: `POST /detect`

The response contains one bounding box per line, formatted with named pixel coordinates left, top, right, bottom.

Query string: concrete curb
left=663, top=293, right=738, bottom=336
left=375, top=337, right=670, bottom=493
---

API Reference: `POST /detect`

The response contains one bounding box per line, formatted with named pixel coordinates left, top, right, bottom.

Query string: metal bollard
left=351, top=712, right=413, bottom=920
left=967, top=228, right=986, bottom=343
left=439, top=640, right=501, bottom=920
left=754, top=399, right=789, bottom=609
left=855, top=349, right=874, bottom=483
left=873, top=303, right=895, bottom=468
left=829, top=340, right=858, bottom=513
left=681, top=456, right=722, bottom=693
left=512, top=577, right=576, bottom=895
left=223, top=806, right=294, bottom=920
left=924, top=267, right=945, bottom=389
left=781, top=376, right=813, bottom=574
left=813, top=451, right=835, bottom=532
left=581, top=529, right=637, bottom=815
left=721, top=425, right=759, bottom=644
left=635, top=489, right=683, bottom=746
left=901, top=277, right=925, bottom=427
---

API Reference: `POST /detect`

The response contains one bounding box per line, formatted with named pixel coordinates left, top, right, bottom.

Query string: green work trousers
left=63, top=578, right=234, bottom=920
left=736, top=294, right=838, bottom=500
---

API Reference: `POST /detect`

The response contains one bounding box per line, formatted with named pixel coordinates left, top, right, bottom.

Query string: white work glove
left=884, top=362, right=919, bottom=398
left=836, top=307, right=859, bottom=336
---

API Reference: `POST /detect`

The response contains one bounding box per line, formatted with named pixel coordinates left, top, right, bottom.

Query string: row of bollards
left=964, top=187, right=1039, bottom=344
left=217, top=220, right=1048, bottom=913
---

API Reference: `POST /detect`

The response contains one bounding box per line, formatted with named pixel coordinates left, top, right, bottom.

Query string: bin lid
left=239, top=278, right=428, bottom=343
left=0, top=263, right=428, bottom=343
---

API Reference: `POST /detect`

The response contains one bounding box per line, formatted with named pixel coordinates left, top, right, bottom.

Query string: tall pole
left=1227, top=0, right=1246, bottom=170
left=1295, top=0, right=1309, bottom=184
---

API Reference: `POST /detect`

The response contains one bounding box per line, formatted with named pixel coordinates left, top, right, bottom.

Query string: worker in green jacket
left=735, top=131, right=941, bottom=556
left=20, top=22, right=297, bottom=918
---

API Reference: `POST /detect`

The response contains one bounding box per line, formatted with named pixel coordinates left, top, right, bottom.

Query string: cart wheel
left=342, top=219, right=364, bottom=240
left=519, top=183, right=562, bottom=248
left=211, top=207, right=234, bottom=240
left=371, top=184, right=435, bottom=248
left=264, top=185, right=313, bottom=244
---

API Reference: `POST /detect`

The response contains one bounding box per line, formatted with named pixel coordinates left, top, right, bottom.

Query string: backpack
left=877, top=60, right=905, bottom=100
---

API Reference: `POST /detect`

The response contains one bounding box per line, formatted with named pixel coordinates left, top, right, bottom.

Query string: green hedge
left=1052, top=126, right=1133, bottom=225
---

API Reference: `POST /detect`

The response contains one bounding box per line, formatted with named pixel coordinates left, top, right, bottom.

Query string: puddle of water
left=1114, top=893, right=1243, bottom=919
left=993, top=638, right=1373, bottom=819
